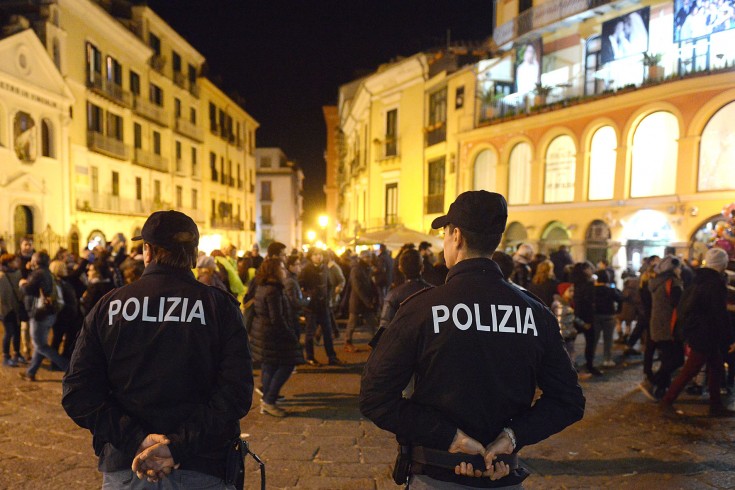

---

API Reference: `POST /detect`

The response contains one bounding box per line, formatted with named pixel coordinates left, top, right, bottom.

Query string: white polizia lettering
left=431, top=303, right=538, bottom=336
left=108, top=297, right=206, bottom=325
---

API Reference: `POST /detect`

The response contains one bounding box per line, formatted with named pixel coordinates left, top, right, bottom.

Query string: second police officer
left=360, top=190, right=585, bottom=489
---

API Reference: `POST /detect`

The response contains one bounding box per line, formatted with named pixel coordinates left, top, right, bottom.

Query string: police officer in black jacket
left=62, top=210, right=253, bottom=489
left=360, top=191, right=585, bottom=489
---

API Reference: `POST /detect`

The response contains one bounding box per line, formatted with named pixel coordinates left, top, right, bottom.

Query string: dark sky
left=145, top=0, right=492, bottom=223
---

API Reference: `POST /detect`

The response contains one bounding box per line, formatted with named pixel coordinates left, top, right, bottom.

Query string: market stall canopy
left=350, top=226, right=443, bottom=251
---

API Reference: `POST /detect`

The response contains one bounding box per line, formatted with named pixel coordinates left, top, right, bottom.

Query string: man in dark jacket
left=550, top=245, right=573, bottom=282
left=360, top=191, right=584, bottom=488
left=62, top=211, right=253, bottom=488
left=344, top=250, right=379, bottom=352
left=660, top=248, right=735, bottom=417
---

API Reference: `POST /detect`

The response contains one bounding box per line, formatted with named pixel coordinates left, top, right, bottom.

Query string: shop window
left=508, top=142, right=531, bottom=205
left=698, top=101, right=735, bottom=191
left=473, top=149, right=497, bottom=191
left=588, top=126, right=616, bottom=200
left=41, top=119, right=54, bottom=158
left=630, top=112, right=678, bottom=198
left=544, top=135, right=576, bottom=203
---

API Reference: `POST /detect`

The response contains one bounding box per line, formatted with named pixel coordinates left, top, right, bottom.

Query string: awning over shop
left=350, top=226, right=443, bottom=251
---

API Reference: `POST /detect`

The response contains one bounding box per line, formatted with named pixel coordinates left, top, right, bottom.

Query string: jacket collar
left=141, top=262, right=196, bottom=281
left=445, top=257, right=503, bottom=283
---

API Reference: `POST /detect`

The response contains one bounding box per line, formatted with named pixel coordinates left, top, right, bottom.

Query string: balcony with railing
left=87, top=74, right=131, bottom=107
left=174, top=117, right=204, bottom=141
left=211, top=216, right=244, bottom=230
left=87, top=131, right=129, bottom=160
left=173, top=72, right=186, bottom=89
left=424, top=194, right=445, bottom=214
left=189, top=81, right=200, bottom=98
left=150, top=54, right=166, bottom=73
left=133, top=96, right=168, bottom=127
left=133, top=148, right=169, bottom=172
left=425, top=122, right=446, bottom=147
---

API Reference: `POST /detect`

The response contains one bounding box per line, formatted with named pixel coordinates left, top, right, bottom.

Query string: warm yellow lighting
left=306, top=230, right=316, bottom=242
left=199, top=234, right=222, bottom=255
left=318, top=214, right=329, bottom=228
left=315, top=240, right=327, bottom=250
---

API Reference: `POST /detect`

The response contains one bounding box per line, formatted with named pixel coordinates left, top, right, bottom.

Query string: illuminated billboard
left=674, top=0, right=735, bottom=42
left=600, top=7, right=650, bottom=65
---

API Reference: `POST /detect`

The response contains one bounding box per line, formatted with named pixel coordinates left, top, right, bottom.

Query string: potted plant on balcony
left=480, top=90, right=504, bottom=120
left=643, top=52, right=664, bottom=80
left=533, top=83, right=553, bottom=106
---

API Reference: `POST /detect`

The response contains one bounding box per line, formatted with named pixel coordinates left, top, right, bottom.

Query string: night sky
left=145, top=0, right=492, bottom=225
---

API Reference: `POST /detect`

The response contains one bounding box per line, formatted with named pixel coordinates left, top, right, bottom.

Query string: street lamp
left=306, top=230, right=316, bottom=243
left=318, top=214, right=329, bottom=246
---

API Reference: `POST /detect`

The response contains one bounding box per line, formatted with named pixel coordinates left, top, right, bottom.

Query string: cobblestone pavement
left=1, top=331, right=734, bottom=489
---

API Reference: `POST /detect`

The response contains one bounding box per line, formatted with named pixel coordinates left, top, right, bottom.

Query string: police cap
left=132, top=210, right=199, bottom=249
left=431, top=190, right=508, bottom=234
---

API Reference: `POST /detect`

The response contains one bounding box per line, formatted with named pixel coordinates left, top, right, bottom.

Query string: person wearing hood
left=640, top=255, right=684, bottom=400
left=659, top=248, right=735, bottom=417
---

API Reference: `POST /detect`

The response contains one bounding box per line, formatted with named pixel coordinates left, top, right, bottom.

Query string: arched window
left=588, top=126, right=617, bottom=200
left=544, top=135, right=576, bottom=203
left=473, top=149, right=497, bottom=191
left=698, top=101, right=735, bottom=191
left=503, top=221, right=528, bottom=253
left=41, top=119, right=54, bottom=157
left=630, top=112, right=679, bottom=197
left=508, top=142, right=531, bottom=205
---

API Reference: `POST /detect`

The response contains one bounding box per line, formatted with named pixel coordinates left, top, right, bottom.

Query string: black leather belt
left=411, top=445, right=519, bottom=472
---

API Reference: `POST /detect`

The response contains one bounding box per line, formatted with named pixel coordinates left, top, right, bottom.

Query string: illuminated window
left=698, top=101, right=735, bottom=191
left=508, top=142, right=531, bottom=205
left=473, top=149, right=497, bottom=191
left=588, top=126, right=616, bottom=200
left=630, top=112, right=679, bottom=197
left=544, top=135, right=576, bottom=203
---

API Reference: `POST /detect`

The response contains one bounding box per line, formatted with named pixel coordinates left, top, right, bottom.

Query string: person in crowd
left=63, top=210, right=253, bottom=487
left=528, top=259, right=558, bottom=308
left=640, top=255, right=684, bottom=401
left=618, top=269, right=643, bottom=350
left=529, top=253, right=547, bottom=279
left=283, top=255, right=309, bottom=338
left=119, top=254, right=145, bottom=285
left=593, top=269, right=623, bottom=368
left=18, top=236, right=34, bottom=280
left=19, top=251, right=69, bottom=381
left=491, top=251, right=515, bottom=282
left=326, top=249, right=346, bottom=339
left=250, top=243, right=264, bottom=270
left=344, top=250, right=379, bottom=352
left=0, top=238, right=7, bottom=256
left=551, top=282, right=582, bottom=365
left=375, top=248, right=433, bottom=341
left=597, top=259, right=616, bottom=285
left=571, top=261, right=601, bottom=376
left=511, top=243, right=534, bottom=288
left=250, top=258, right=304, bottom=417
left=636, top=256, right=660, bottom=380
left=196, top=255, right=228, bottom=292
left=360, top=190, right=584, bottom=488
left=80, top=258, right=115, bottom=318
left=423, top=250, right=449, bottom=286
left=418, top=241, right=435, bottom=276
left=211, top=250, right=245, bottom=301
left=17, top=236, right=34, bottom=360
left=49, top=260, right=82, bottom=365
left=660, top=247, right=735, bottom=417
left=550, top=245, right=573, bottom=283
left=300, top=248, right=343, bottom=366
left=373, top=244, right=393, bottom=307
left=0, top=254, right=24, bottom=366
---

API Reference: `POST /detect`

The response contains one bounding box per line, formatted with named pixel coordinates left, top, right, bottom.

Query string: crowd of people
left=2, top=229, right=734, bottom=419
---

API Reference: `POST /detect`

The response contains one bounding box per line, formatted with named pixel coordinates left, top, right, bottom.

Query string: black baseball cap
left=132, top=210, right=199, bottom=249
left=431, top=190, right=508, bottom=234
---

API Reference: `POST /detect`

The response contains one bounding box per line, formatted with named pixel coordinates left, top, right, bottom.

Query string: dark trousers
left=2, top=311, right=20, bottom=359
left=304, top=309, right=337, bottom=361
left=628, top=316, right=647, bottom=348
left=582, top=326, right=596, bottom=369
left=345, top=311, right=378, bottom=343
left=652, top=340, right=684, bottom=391
left=644, top=337, right=656, bottom=381
left=261, top=363, right=294, bottom=405
left=663, top=348, right=723, bottom=406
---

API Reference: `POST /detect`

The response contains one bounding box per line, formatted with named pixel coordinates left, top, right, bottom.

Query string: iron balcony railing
left=87, top=131, right=129, bottom=160
left=133, top=96, right=168, bottom=127
left=87, top=74, right=131, bottom=107
left=133, top=148, right=169, bottom=172
left=174, top=117, right=204, bottom=142
left=424, top=194, right=445, bottom=214
left=211, top=217, right=244, bottom=230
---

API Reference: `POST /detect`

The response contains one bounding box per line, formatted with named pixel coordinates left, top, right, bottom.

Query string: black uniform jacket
left=62, top=263, right=253, bottom=479
left=360, top=258, right=584, bottom=480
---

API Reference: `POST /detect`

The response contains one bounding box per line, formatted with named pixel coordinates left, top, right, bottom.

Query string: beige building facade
left=0, top=0, right=258, bottom=254
left=336, top=0, right=735, bottom=271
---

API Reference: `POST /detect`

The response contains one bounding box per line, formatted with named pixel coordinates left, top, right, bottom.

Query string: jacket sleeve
left=378, top=294, right=398, bottom=330
left=62, top=303, right=149, bottom=458
left=360, top=305, right=458, bottom=450
left=166, top=298, right=253, bottom=463
left=507, top=308, right=585, bottom=449
left=351, top=269, right=375, bottom=307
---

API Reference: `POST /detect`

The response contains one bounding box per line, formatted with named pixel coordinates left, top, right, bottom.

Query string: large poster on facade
left=600, top=7, right=650, bottom=65
left=674, top=0, right=735, bottom=42
left=514, top=39, right=542, bottom=95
